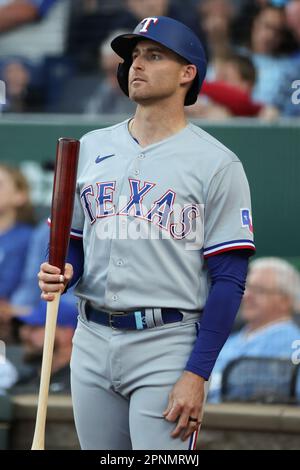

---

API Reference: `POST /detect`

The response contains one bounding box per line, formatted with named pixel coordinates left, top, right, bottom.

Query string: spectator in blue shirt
left=208, top=257, right=300, bottom=403
left=0, top=164, right=35, bottom=302
left=242, top=4, right=296, bottom=105
left=273, top=0, right=300, bottom=116
left=0, top=0, right=70, bottom=63
left=0, top=0, right=58, bottom=33
left=2, top=220, right=78, bottom=385
left=10, top=220, right=78, bottom=318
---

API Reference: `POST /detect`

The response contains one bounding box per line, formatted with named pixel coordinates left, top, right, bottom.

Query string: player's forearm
left=0, top=2, right=38, bottom=33
left=185, top=251, right=249, bottom=380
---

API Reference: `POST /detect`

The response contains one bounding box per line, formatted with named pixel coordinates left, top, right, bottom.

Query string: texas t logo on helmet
left=139, top=17, right=159, bottom=33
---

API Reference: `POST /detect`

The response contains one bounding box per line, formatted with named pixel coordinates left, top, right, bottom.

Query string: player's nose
left=132, top=55, right=145, bottom=71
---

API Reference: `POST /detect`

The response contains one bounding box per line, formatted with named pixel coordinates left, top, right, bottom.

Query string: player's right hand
left=38, top=262, right=74, bottom=302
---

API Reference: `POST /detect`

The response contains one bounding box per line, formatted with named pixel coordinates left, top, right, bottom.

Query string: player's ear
left=180, top=64, right=197, bottom=87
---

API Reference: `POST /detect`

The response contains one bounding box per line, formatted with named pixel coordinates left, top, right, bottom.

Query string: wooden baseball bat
left=31, top=138, right=80, bottom=450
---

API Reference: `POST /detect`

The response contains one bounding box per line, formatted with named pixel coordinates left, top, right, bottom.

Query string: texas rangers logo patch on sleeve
left=241, top=208, right=253, bottom=233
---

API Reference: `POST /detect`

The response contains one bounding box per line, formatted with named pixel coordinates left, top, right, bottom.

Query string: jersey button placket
left=130, top=152, right=145, bottom=178
left=104, top=157, right=132, bottom=309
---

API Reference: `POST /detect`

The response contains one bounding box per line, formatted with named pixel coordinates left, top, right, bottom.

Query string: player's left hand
left=163, top=371, right=205, bottom=441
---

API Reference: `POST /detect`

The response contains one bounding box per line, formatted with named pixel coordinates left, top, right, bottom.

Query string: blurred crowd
left=0, top=163, right=78, bottom=396
left=0, top=163, right=300, bottom=405
left=0, top=0, right=300, bottom=118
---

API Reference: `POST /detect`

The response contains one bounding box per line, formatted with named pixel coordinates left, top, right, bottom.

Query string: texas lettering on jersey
left=80, top=177, right=203, bottom=241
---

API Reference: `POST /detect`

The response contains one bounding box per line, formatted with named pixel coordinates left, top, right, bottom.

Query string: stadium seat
left=221, top=357, right=300, bottom=405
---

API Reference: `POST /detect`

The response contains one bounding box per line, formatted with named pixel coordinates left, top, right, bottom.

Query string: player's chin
left=129, top=83, right=152, bottom=97
left=129, top=88, right=148, bottom=102
left=129, top=91, right=163, bottom=105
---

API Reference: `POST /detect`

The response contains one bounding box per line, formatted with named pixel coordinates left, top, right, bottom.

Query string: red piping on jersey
left=204, top=245, right=256, bottom=258
left=193, top=426, right=200, bottom=450
left=70, top=233, right=83, bottom=240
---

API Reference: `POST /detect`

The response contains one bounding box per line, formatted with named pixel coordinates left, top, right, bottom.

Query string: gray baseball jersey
left=70, top=118, right=255, bottom=312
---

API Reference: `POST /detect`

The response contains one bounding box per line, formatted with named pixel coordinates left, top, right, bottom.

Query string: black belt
left=84, top=303, right=183, bottom=330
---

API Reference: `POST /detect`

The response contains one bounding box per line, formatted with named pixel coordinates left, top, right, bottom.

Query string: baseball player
left=38, top=16, right=255, bottom=450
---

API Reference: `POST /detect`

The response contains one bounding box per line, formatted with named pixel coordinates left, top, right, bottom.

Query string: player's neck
left=131, top=104, right=188, bottom=147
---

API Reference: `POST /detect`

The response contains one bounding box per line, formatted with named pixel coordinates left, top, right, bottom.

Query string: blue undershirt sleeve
left=185, top=251, right=250, bottom=380
left=65, top=237, right=84, bottom=288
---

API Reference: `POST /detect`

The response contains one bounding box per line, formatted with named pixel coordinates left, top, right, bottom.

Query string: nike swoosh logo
left=95, top=154, right=115, bottom=164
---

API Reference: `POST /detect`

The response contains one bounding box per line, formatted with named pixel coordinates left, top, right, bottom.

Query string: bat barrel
left=49, top=138, right=80, bottom=272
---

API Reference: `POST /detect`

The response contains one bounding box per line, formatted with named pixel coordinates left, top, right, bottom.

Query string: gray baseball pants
left=70, top=305, right=207, bottom=450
